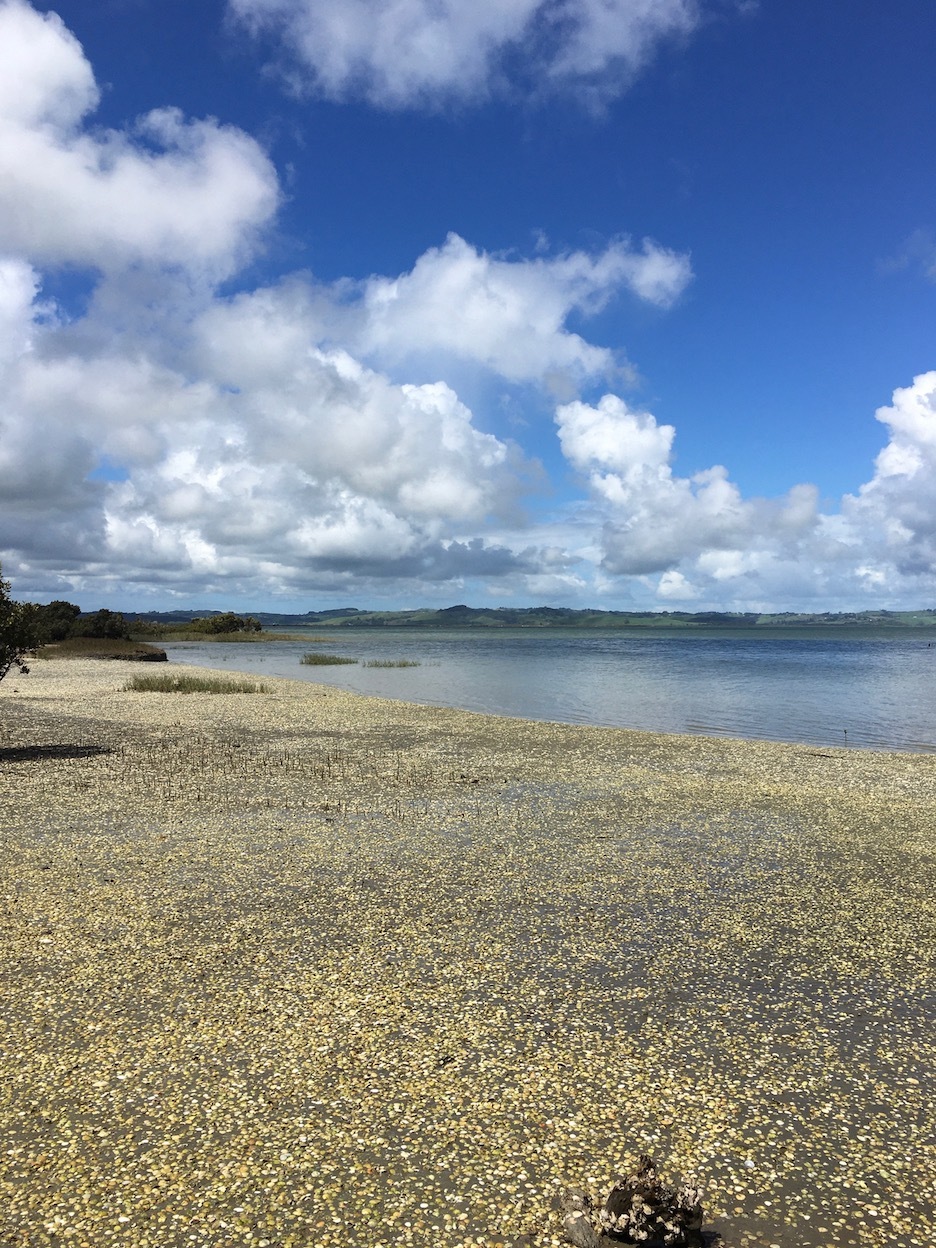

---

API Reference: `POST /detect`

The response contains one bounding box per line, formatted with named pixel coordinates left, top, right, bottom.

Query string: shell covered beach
left=1, top=660, right=934, bottom=1248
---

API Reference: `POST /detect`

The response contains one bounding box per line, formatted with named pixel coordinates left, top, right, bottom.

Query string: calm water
left=164, top=628, right=936, bottom=753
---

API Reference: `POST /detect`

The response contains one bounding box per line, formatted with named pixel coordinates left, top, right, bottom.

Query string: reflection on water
left=164, top=628, right=936, bottom=753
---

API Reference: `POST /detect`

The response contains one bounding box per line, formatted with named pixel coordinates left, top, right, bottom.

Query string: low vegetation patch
left=40, top=637, right=167, bottom=662
left=301, top=652, right=359, bottom=666
left=362, top=659, right=421, bottom=668
left=123, top=672, right=267, bottom=694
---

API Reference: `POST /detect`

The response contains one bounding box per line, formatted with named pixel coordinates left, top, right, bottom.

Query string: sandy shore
left=1, top=658, right=934, bottom=1248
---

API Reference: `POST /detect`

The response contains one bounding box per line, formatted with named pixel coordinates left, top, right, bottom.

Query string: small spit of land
left=1, top=660, right=934, bottom=1248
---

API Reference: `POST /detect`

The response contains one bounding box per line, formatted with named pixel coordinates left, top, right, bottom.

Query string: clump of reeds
left=123, top=673, right=267, bottom=694
left=300, top=652, right=359, bottom=666
left=362, top=659, right=421, bottom=668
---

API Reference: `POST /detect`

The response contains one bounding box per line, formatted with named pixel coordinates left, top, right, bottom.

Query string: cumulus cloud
left=228, top=0, right=701, bottom=108
left=0, top=0, right=279, bottom=280
left=6, top=152, right=663, bottom=604
left=556, top=393, right=821, bottom=578
left=352, top=232, right=691, bottom=384
left=554, top=382, right=936, bottom=606
left=0, top=245, right=552, bottom=600
left=842, top=372, right=936, bottom=575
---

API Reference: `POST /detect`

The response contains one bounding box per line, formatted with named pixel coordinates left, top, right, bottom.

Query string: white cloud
left=0, top=0, right=96, bottom=128
left=228, top=0, right=701, bottom=108
left=546, top=0, right=698, bottom=86
left=557, top=392, right=675, bottom=481
left=555, top=393, right=817, bottom=577
left=657, top=569, right=700, bottom=600
left=191, top=280, right=524, bottom=523
left=842, top=372, right=936, bottom=575
left=0, top=260, right=97, bottom=551
left=353, top=232, right=691, bottom=384
left=0, top=0, right=279, bottom=280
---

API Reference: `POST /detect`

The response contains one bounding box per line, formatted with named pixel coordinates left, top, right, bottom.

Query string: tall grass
left=301, top=652, right=359, bottom=666
left=123, top=672, right=267, bottom=694
left=40, top=637, right=167, bottom=661
left=131, top=624, right=312, bottom=642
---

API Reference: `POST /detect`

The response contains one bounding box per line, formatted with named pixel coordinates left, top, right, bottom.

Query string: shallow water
left=164, top=627, right=936, bottom=752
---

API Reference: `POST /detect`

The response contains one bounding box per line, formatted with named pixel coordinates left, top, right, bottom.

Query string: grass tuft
left=362, top=659, right=421, bottom=668
left=301, top=652, right=359, bottom=666
left=123, top=672, right=267, bottom=694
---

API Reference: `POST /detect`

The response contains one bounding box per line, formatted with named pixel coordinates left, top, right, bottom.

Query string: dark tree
left=34, top=599, right=82, bottom=643
left=0, top=566, right=38, bottom=683
left=76, top=609, right=130, bottom=639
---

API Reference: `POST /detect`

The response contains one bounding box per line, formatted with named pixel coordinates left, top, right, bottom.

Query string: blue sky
left=2, top=0, right=935, bottom=612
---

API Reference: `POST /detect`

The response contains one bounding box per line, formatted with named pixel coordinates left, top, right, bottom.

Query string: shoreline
left=2, top=659, right=934, bottom=1248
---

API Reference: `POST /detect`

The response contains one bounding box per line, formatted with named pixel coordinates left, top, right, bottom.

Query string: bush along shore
left=0, top=659, right=934, bottom=1248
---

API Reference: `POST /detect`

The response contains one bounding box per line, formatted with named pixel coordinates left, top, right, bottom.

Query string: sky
left=1, top=0, right=936, bottom=614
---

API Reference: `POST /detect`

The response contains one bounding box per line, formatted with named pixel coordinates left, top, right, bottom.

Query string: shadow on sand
left=0, top=744, right=112, bottom=763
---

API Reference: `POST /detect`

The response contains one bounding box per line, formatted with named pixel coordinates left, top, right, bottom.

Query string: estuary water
left=164, top=627, right=936, bottom=753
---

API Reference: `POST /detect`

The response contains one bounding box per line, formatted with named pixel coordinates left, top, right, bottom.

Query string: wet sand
left=1, top=658, right=934, bottom=1248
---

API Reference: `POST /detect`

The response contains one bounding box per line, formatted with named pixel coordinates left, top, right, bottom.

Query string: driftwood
left=563, top=1190, right=605, bottom=1248
left=563, top=1156, right=704, bottom=1247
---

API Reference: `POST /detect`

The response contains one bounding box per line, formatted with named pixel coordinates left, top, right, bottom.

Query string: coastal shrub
left=28, top=600, right=130, bottom=644
left=301, top=652, right=359, bottom=665
left=123, top=672, right=267, bottom=694
left=362, top=659, right=421, bottom=668
left=187, top=613, right=262, bottom=635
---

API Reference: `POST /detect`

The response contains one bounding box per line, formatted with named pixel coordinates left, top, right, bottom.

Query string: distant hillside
left=123, top=606, right=936, bottom=630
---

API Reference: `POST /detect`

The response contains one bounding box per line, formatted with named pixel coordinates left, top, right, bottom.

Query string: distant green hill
left=123, top=606, right=936, bottom=630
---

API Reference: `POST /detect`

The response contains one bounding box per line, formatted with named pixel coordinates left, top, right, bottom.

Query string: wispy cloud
left=227, top=0, right=701, bottom=109
left=879, top=228, right=936, bottom=284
